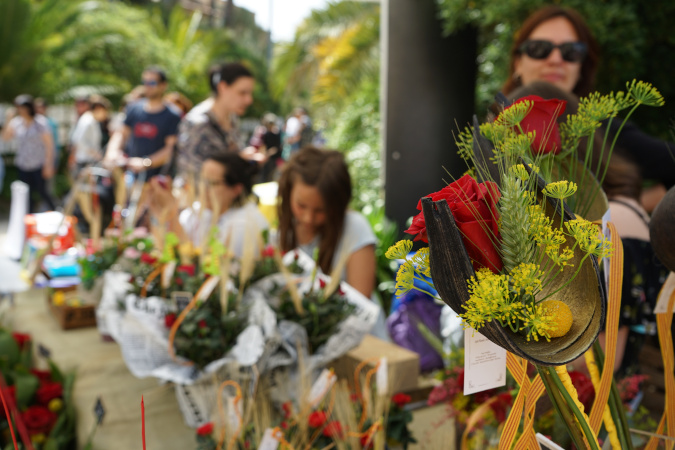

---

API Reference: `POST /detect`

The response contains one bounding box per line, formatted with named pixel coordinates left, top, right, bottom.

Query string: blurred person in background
left=70, top=95, right=102, bottom=176
left=177, top=62, right=263, bottom=179
left=35, top=98, right=59, bottom=169
left=1, top=95, right=56, bottom=212
left=90, top=94, right=112, bottom=150
left=104, top=66, right=180, bottom=179
left=163, top=91, right=193, bottom=118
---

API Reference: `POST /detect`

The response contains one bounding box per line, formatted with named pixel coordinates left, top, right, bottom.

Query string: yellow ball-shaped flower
left=541, top=300, right=573, bottom=338
left=48, top=398, right=64, bottom=412
left=52, top=291, right=65, bottom=306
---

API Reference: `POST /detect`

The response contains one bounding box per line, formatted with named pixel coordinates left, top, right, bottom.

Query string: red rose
left=140, top=253, right=157, bottom=265
left=261, top=245, right=275, bottom=258
left=198, top=319, right=207, bottom=329
left=569, top=371, right=595, bottom=412
left=489, top=392, right=513, bottom=423
left=21, top=406, right=57, bottom=435
left=0, top=386, right=16, bottom=417
left=36, top=382, right=62, bottom=405
left=175, top=277, right=184, bottom=287
left=319, top=279, right=327, bottom=289
left=30, top=369, right=52, bottom=384
left=281, top=401, right=292, bottom=419
left=281, top=421, right=288, bottom=430
left=165, top=313, right=177, bottom=328
left=12, top=332, right=31, bottom=350
left=391, top=393, right=412, bottom=408
left=196, top=422, right=214, bottom=436
left=508, top=95, right=566, bottom=155
left=177, top=265, right=196, bottom=277
left=360, top=434, right=374, bottom=449
left=405, top=174, right=503, bottom=273
left=322, top=420, right=343, bottom=438
left=308, top=410, right=327, bottom=428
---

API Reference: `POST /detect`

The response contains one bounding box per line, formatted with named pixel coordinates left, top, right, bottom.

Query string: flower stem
left=547, top=366, right=600, bottom=450
left=537, top=365, right=587, bottom=449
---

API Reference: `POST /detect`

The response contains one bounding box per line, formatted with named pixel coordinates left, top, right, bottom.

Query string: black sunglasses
left=518, top=40, right=588, bottom=63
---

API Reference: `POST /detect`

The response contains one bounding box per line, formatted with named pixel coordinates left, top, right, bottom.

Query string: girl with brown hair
left=277, top=146, right=376, bottom=298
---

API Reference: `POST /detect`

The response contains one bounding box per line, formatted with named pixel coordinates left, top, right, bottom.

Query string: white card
left=258, top=428, right=282, bottom=450
left=464, top=328, right=507, bottom=395
left=601, top=209, right=612, bottom=291
left=161, top=260, right=177, bottom=289
left=227, top=396, right=242, bottom=436
left=536, top=433, right=565, bottom=450
left=198, top=275, right=221, bottom=301
left=376, top=357, right=388, bottom=397
left=308, top=369, right=337, bottom=408
left=654, top=272, right=675, bottom=314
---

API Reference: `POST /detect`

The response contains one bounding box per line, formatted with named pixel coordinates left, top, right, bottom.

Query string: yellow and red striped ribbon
left=588, top=221, right=623, bottom=433
left=645, top=282, right=675, bottom=450
left=497, top=353, right=545, bottom=450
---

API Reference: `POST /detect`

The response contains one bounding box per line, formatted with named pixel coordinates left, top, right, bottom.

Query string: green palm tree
left=0, top=0, right=100, bottom=101
left=272, top=1, right=379, bottom=115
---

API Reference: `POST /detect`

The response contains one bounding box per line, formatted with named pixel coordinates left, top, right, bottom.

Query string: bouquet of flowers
left=168, top=292, right=246, bottom=371
left=387, top=80, right=665, bottom=449
left=274, top=276, right=356, bottom=353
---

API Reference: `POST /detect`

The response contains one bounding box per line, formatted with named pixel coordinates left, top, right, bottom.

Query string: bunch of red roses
left=0, top=330, right=76, bottom=449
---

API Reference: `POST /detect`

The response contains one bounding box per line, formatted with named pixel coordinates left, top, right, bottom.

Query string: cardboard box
left=331, top=334, right=420, bottom=394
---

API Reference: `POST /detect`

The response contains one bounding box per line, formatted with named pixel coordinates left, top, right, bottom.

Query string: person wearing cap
left=104, top=66, right=181, bottom=179
left=70, top=95, right=102, bottom=175
left=1, top=94, right=56, bottom=212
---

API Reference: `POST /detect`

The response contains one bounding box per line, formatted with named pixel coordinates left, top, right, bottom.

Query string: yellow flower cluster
left=387, top=241, right=434, bottom=298
left=519, top=303, right=557, bottom=342
left=565, top=219, right=613, bottom=259
left=510, top=263, right=542, bottom=295
left=543, top=181, right=578, bottom=200
left=460, top=269, right=523, bottom=331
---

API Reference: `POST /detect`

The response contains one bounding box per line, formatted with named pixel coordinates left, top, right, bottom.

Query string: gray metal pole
left=381, top=0, right=477, bottom=235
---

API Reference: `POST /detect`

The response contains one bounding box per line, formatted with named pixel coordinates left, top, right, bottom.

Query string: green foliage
left=276, top=288, right=356, bottom=353
left=173, top=294, right=246, bottom=370
left=271, top=1, right=379, bottom=116
left=0, top=0, right=275, bottom=114
left=436, top=0, right=675, bottom=138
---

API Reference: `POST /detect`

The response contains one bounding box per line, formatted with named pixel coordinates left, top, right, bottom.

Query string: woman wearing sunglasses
left=502, top=5, right=675, bottom=199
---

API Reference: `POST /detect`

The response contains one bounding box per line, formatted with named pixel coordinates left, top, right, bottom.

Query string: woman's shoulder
left=608, top=197, right=650, bottom=241
left=343, top=210, right=376, bottom=246
left=222, top=202, right=269, bottom=228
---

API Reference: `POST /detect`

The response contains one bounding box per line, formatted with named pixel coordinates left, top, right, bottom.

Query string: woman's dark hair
left=502, top=5, right=600, bottom=97
left=603, top=152, right=643, bottom=200
left=277, top=146, right=352, bottom=273
left=205, top=152, right=256, bottom=207
left=209, top=62, right=254, bottom=93
left=14, top=94, right=36, bottom=117
left=144, top=66, right=168, bottom=83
